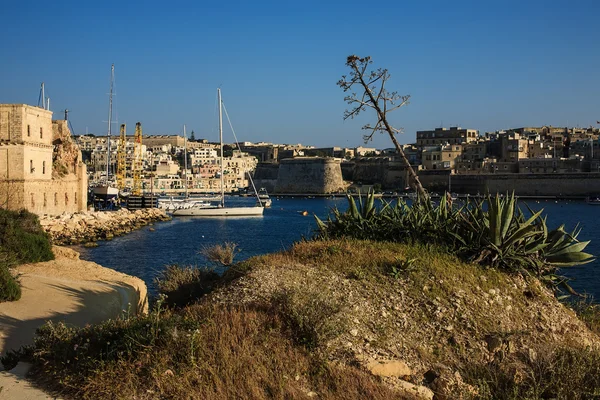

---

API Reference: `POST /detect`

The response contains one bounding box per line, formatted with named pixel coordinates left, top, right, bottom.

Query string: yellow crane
left=132, top=122, right=143, bottom=196
left=116, top=124, right=127, bottom=190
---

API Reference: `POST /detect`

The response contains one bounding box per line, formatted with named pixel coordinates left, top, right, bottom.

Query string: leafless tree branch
left=337, top=55, right=427, bottom=200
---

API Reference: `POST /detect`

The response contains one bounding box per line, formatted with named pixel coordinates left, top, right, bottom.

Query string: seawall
left=419, top=172, right=600, bottom=196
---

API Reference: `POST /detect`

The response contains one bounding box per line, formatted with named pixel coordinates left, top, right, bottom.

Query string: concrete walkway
left=0, top=246, right=147, bottom=399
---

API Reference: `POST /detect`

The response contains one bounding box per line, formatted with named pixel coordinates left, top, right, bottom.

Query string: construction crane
left=132, top=122, right=143, bottom=196
left=116, top=124, right=127, bottom=190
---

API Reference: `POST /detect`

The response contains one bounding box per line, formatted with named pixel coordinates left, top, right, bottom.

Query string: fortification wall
left=417, top=172, right=600, bottom=196
left=274, top=157, right=345, bottom=194
left=252, top=163, right=280, bottom=193
left=443, top=173, right=600, bottom=196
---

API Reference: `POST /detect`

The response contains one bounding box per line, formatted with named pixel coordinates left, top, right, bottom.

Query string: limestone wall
left=252, top=163, right=280, bottom=192
left=441, top=173, right=600, bottom=196
left=0, top=104, right=53, bottom=145
left=0, top=104, right=88, bottom=215
left=274, top=157, right=345, bottom=194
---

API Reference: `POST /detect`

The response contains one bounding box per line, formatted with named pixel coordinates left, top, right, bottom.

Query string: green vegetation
left=0, top=209, right=54, bottom=302
left=16, top=239, right=600, bottom=399
left=5, top=194, right=598, bottom=398
left=315, top=192, right=594, bottom=293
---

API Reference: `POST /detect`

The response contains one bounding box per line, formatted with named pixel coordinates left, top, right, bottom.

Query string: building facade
left=0, top=104, right=87, bottom=215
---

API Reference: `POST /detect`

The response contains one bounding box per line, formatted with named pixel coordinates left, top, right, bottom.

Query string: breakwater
left=40, top=208, right=170, bottom=245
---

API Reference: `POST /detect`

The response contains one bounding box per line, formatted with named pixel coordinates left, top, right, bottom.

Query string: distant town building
left=416, top=127, right=479, bottom=147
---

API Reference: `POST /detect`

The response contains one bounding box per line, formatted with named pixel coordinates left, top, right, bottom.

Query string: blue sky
left=1, top=0, right=599, bottom=148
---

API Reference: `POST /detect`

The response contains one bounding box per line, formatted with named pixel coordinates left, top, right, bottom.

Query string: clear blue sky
left=1, top=0, right=599, bottom=148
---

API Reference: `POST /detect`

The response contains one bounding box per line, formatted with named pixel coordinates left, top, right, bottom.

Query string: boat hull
left=92, top=185, right=120, bottom=199
left=172, top=206, right=264, bottom=217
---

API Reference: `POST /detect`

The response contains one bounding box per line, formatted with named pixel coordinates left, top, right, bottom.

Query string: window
left=27, top=125, right=31, bottom=137
left=31, top=193, right=35, bottom=207
left=54, top=193, right=58, bottom=206
left=43, top=193, right=47, bottom=207
left=42, top=161, right=46, bottom=174
left=74, top=192, right=77, bottom=204
left=65, top=193, right=69, bottom=205
left=40, top=127, right=43, bottom=139
left=30, top=160, right=34, bottom=173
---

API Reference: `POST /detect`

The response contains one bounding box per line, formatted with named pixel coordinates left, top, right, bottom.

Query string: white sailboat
left=172, top=89, right=264, bottom=217
left=92, top=64, right=119, bottom=201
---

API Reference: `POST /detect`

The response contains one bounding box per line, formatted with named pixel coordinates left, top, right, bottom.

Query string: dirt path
left=0, top=246, right=148, bottom=399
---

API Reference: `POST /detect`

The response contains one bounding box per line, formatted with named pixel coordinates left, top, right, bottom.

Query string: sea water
left=76, top=196, right=600, bottom=299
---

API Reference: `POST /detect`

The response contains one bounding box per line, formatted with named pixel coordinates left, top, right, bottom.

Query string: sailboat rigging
left=172, top=89, right=264, bottom=217
left=92, top=64, right=119, bottom=203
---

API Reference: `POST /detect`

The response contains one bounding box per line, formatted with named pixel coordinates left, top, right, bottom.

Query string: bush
left=460, top=345, right=600, bottom=399
left=0, top=209, right=54, bottom=265
left=200, top=242, right=238, bottom=266
left=0, top=264, right=21, bottom=302
left=315, top=192, right=594, bottom=293
left=154, top=264, right=220, bottom=308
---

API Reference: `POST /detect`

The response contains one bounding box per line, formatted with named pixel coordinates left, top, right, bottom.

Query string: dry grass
left=21, top=239, right=600, bottom=399
left=200, top=242, right=238, bottom=266
left=26, top=303, right=403, bottom=399
left=154, top=264, right=220, bottom=308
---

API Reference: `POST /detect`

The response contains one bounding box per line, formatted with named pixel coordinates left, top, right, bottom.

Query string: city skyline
left=1, top=0, right=599, bottom=149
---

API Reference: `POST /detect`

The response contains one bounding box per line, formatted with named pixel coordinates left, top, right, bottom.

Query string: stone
left=366, top=359, right=412, bottom=377
left=397, top=380, right=434, bottom=400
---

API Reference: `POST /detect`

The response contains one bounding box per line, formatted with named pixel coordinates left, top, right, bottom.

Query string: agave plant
left=314, top=190, right=595, bottom=294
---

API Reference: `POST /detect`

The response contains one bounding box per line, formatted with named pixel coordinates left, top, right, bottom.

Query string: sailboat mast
left=183, top=124, right=188, bottom=199
left=106, top=64, right=114, bottom=183
left=218, top=88, right=225, bottom=208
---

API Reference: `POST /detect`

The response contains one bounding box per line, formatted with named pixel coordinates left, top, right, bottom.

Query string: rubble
left=39, top=208, right=171, bottom=245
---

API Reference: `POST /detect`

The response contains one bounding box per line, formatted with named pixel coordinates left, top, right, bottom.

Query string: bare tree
left=337, top=55, right=427, bottom=200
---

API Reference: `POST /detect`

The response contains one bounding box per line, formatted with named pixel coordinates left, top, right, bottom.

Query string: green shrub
left=154, top=264, right=220, bottom=308
left=315, top=192, right=594, bottom=293
left=0, top=209, right=54, bottom=265
left=0, top=264, right=21, bottom=302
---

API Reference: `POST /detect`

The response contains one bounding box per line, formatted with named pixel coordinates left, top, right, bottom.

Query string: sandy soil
left=0, top=246, right=148, bottom=398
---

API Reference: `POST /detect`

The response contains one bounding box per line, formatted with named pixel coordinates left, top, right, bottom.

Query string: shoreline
left=40, top=208, right=171, bottom=245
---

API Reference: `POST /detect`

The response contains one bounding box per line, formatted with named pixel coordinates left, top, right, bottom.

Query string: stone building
left=0, top=104, right=87, bottom=216
left=416, top=127, right=478, bottom=147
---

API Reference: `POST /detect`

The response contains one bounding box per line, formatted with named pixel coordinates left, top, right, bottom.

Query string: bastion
left=274, top=157, right=346, bottom=194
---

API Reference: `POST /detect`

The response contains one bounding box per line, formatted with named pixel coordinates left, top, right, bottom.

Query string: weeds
left=154, top=264, right=220, bottom=308
left=200, top=241, right=238, bottom=266
left=24, top=302, right=397, bottom=399
left=461, top=345, right=600, bottom=399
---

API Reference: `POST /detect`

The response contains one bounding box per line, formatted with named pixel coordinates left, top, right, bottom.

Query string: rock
left=366, top=359, right=412, bottom=377
left=350, top=329, right=358, bottom=336
left=397, top=380, right=434, bottom=400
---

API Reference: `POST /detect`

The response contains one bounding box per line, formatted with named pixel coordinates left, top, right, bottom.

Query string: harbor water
left=75, top=196, right=600, bottom=299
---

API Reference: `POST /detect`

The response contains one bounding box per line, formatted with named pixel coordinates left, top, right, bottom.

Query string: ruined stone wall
left=52, top=120, right=81, bottom=177
left=274, top=157, right=345, bottom=194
